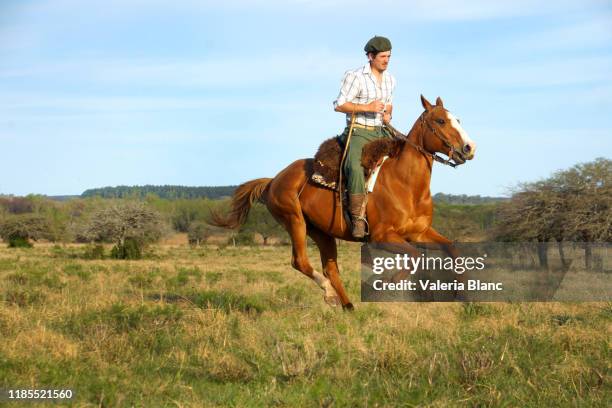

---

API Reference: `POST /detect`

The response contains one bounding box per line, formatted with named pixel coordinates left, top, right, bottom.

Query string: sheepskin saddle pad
left=311, top=136, right=401, bottom=191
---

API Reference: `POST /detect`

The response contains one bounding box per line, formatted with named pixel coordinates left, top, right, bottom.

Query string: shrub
left=188, top=222, right=212, bottom=246
left=110, top=238, right=142, bottom=260
left=8, top=236, right=33, bottom=248
left=232, top=231, right=254, bottom=246
left=84, top=201, right=166, bottom=260
left=0, top=214, right=52, bottom=248
left=82, top=244, right=105, bottom=260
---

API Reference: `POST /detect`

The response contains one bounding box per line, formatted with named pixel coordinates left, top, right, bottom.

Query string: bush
left=82, top=244, right=105, bottom=260
left=0, top=214, right=52, bottom=248
left=240, top=203, right=285, bottom=245
left=0, top=197, right=34, bottom=214
left=84, top=201, right=166, bottom=260
left=8, top=236, right=33, bottom=248
left=188, top=222, right=212, bottom=246
left=231, top=231, right=255, bottom=246
left=110, top=238, right=142, bottom=260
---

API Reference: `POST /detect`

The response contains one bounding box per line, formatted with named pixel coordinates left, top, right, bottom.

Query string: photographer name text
left=372, top=279, right=503, bottom=291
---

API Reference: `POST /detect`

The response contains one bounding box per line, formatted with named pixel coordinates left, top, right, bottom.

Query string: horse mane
left=360, top=137, right=404, bottom=170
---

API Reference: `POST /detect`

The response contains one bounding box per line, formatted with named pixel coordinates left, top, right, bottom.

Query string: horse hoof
left=342, top=302, right=354, bottom=311
left=324, top=295, right=341, bottom=307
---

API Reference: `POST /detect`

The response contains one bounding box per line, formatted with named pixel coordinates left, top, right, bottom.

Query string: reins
left=383, top=113, right=464, bottom=168
left=333, top=110, right=461, bottom=233
left=337, top=112, right=357, bottom=231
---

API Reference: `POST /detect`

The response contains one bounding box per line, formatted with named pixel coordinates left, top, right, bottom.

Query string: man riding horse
left=212, top=36, right=477, bottom=309
left=334, top=36, right=396, bottom=238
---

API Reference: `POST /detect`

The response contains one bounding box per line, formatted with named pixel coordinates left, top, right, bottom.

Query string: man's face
left=369, top=51, right=391, bottom=72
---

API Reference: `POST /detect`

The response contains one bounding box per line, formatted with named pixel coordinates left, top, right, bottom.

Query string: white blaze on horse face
left=446, top=111, right=476, bottom=158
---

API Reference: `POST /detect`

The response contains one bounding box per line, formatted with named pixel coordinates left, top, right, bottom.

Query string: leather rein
left=384, top=112, right=466, bottom=168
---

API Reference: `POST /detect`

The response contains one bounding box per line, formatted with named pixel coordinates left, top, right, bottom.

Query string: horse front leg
left=418, top=227, right=459, bottom=259
left=370, top=229, right=424, bottom=257
left=418, top=227, right=467, bottom=300
left=369, top=229, right=423, bottom=282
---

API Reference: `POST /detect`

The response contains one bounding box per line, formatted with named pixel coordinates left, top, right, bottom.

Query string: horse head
left=419, top=95, right=476, bottom=165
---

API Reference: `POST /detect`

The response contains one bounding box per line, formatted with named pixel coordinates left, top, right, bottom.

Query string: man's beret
left=364, top=36, right=392, bottom=53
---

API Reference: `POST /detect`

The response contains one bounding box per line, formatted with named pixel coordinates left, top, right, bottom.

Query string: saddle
left=311, top=135, right=402, bottom=191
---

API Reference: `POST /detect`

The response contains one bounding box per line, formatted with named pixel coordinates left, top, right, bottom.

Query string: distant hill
left=81, top=185, right=237, bottom=200
left=432, top=192, right=508, bottom=205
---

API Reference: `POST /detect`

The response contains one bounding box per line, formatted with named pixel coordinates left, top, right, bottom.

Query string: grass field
left=0, top=242, right=609, bottom=407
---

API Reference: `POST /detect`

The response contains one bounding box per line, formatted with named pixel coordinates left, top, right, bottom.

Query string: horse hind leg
left=307, top=225, right=353, bottom=310
left=278, top=212, right=341, bottom=307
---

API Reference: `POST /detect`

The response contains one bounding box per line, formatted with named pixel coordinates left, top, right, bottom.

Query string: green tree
left=240, top=203, right=285, bottom=245
left=188, top=221, right=213, bottom=246
left=84, top=201, right=166, bottom=259
left=0, top=214, right=53, bottom=247
left=0, top=196, right=34, bottom=214
left=433, top=203, right=496, bottom=241
left=492, top=158, right=611, bottom=269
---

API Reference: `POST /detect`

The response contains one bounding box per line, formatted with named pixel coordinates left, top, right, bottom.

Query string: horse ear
left=420, top=94, right=433, bottom=111
left=436, top=97, right=444, bottom=107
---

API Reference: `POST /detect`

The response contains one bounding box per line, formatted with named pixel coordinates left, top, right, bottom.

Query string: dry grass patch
left=3, top=326, right=79, bottom=360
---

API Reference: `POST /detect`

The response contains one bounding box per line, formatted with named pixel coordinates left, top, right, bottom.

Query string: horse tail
left=209, top=178, right=272, bottom=229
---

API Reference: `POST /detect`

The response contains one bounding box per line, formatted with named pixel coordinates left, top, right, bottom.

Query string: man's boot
left=349, top=194, right=368, bottom=238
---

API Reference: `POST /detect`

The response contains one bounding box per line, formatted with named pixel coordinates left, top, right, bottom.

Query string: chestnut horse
left=212, top=95, right=476, bottom=309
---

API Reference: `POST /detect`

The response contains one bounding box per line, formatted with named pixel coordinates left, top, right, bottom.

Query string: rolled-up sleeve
left=333, top=71, right=359, bottom=109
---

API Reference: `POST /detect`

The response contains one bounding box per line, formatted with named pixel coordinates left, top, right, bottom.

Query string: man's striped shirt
left=333, top=63, right=396, bottom=127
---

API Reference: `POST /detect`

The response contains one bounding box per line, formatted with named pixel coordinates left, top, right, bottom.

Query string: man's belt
left=352, top=123, right=382, bottom=130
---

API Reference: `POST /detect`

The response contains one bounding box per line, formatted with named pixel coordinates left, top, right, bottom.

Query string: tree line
left=432, top=193, right=507, bottom=205
left=81, top=185, right=237, bottom=200
left=80, top=185, right=505, bottom=204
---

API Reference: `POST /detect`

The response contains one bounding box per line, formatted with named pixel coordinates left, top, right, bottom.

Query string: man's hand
left=366, top=100, right=385, bottom=113
left=383, top=112, right=392, bottom=124
left=383, top=103, right=393, bottom=124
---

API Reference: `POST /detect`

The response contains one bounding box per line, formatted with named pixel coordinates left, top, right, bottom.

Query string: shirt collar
left=363, top=63, right=388, bottom=79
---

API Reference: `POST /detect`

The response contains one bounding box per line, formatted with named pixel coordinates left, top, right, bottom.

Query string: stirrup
left=352, top=216, right=369, bottom=238
left=357, top=216, right=369, bottom=235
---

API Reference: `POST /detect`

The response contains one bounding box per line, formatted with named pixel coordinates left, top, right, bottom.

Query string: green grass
left=0, top=243, right=609, bottom=407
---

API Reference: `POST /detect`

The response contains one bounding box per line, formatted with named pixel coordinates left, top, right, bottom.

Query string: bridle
left=384, top=112, right=468, bottom=168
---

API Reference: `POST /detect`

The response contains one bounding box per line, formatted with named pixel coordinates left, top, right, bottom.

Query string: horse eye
left=456, top=118, right=461, bottom=124
left=436, top=119, right=445, bottom=125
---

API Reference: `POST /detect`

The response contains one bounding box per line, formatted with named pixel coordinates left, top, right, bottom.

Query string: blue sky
left=0, top=0, right=610, bottom=196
